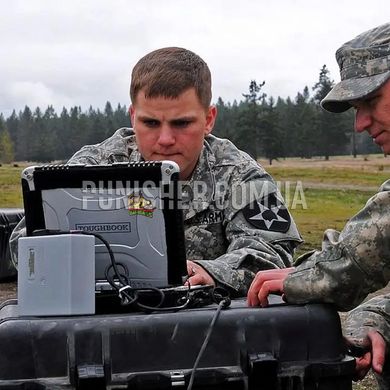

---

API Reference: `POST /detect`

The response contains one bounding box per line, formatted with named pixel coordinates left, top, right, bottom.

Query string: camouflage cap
left=321, top=23, right=390, bottom=113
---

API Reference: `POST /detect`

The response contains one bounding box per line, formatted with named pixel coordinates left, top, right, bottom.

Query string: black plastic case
left=0, top=208, right=24, bottom=280
left=0, top=298, right=355, bottom=389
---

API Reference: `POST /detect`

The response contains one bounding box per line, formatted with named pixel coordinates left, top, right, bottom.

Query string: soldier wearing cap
left=10, top=47, right=302, bottom=297
left=247, top=23, right=390, bottom=387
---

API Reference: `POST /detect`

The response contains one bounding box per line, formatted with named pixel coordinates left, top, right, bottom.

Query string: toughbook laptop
left=21, top=162, right=188, bottom=292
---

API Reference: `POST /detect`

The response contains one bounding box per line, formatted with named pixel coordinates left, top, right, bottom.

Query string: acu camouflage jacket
left=283, top=180, right=390, bottom=344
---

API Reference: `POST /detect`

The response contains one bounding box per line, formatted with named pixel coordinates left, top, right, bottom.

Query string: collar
left=182, top=139, right=217, bottom=220
left=127, top=134, right=143, bottom=162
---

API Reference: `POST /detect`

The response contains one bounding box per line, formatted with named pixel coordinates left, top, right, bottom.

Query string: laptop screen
left=21, top=162, right=188, bottom=290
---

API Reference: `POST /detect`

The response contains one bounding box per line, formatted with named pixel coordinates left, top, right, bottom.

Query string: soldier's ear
left=205, top=105, right=217, bottom=136
left=129, top=105, right=135, bottom=127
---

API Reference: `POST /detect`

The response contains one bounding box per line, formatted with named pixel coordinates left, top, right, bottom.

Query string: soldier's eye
left=360, top=94, right=380, bottom=108
left=367, top=95, right=380, bottom=107
left=172, top=119, right=192, bottom=128
left=143, top=119, right=160, bottom=128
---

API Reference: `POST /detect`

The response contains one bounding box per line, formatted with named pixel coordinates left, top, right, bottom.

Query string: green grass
left=0, top=164, right=25, bottom=208
left=267, top=166, right=389, bottom=187
left=264, top=161, right=386, bottom=259
left=289, top=188, right=370, bottom=256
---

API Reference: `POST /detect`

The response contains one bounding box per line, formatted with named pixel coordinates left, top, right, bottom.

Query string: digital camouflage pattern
left=10, top=128, right=302, bottom=296
left=286, top=24, right=390, bottom=386
left=284, top=179, right=390, bottom=311
left=344, top=295, right=390, bottom=390
left=282, top=178, right=390, bottom=386
left=344, top=295, right=390, bottom=347
left=321, top=22, right=390, bottom=113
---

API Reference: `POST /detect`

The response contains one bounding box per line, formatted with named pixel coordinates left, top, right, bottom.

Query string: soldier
left=247, top=23, right=390, bottom=387
left=10, top=47, right=302, bottom=297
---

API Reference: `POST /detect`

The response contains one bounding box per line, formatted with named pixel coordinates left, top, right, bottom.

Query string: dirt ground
left=259, top=154, right=390, bottom=171
left=0, top=281, right=16, bottom=302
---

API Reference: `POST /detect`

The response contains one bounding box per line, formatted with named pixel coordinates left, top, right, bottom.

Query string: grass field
left=0, top=164, right=26, bottom=208
left=289, top=187, right=371, bottom=255
left=260, top=154, right=389, bottom=259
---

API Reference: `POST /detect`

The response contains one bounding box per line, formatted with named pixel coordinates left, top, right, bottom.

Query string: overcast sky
left=1, top=0, right=388, bottom=118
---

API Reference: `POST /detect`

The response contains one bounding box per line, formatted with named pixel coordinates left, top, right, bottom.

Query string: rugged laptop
left=21, top=162, right=188, bottom=291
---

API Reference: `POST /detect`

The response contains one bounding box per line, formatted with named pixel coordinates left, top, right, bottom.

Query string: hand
left=185, top=260, right=215, bottom=287
left=346, top=331, right=386, bottom=381
left=247, top=267, right=295, bottom=307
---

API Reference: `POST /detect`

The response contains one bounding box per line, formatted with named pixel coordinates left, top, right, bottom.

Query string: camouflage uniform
left=283, top=180, right=390, bottom=390
left=282, top=23, right=390, bottom=389
left=344, top=295, right=390, bottom=390
left=284, top=179, right=390, bottom=311
left=10, top=128, right=302, bottom=296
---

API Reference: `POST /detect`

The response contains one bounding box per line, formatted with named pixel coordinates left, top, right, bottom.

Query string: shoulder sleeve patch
left=242, top=192, right=291, bottom=233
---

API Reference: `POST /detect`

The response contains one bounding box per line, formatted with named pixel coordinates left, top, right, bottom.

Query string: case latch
left=247, top=352, right=278, bottom=390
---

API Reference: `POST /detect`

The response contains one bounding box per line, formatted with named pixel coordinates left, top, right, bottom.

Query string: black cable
left=136, top=296, right=192, bottom=312
left=104, top=262, right=129, bottom=285
left=76, top=231, right=128, bottom=288
left=187, top=298, right=230, bottom=390
left=73, top=231, right=170, bottom=309
left=31, top=229, right=231, bottom=313
left=81, top=230, right=194, bottom=311
left=33, top=229, right=142, bottom=307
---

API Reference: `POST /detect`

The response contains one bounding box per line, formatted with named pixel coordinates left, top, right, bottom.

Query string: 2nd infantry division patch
left=242, top=193, right=291, bottom=233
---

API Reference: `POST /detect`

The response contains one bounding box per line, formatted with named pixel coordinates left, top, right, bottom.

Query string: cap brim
left=321, top=71, right=390, bottom=113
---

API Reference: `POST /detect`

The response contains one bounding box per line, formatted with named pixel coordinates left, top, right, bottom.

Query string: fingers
left=368, top=331, right=386, bottom=374
left=247, top=280, right=284, bottom=307
left=187, top=260, right=196, bottom=276
left=345, top=331, right=387, bottom=380
left=185, top=261, right=215, bottom=286
left=344, top=337, right=371, bottom=381
left=247, top=267, right=295, bottom=307
left=354, top=353, right=372, bottom=381
left=186, top=274, right=206, bottom=286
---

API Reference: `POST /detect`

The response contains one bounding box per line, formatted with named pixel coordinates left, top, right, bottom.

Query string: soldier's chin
left=151, top=154, right=181, bottom=162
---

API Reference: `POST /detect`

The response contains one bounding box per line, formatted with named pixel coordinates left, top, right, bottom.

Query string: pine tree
left=0, top=115, right=15, bottom=163
left=113, top=103, right=130, bottom=131
left=236, top=80, right=267, bottom=158
left=258, top=97, right=284, bottom=165
left=213, top=97, right=238, bottom=142
left=292, top=87, right=317, bottom=158
left=6, top=110, right=18, bottom=147
left=312, top=65, right=348, bottom=159
left=17, top=106, right=33, bottom=161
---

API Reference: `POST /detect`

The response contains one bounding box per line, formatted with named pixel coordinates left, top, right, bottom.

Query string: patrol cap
left=321, top=23, right=390, bottom=113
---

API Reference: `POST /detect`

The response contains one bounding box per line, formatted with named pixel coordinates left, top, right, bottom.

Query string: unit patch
left=242, top=193, right=291, bottom=233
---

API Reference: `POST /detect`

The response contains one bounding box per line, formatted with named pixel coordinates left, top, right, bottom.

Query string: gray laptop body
left=21, top=162, right=188, bottom=291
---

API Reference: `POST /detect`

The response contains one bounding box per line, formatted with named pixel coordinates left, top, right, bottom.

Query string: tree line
left=213, top=65, right=381, bottom=163
left=0, top=65, right=382, bottom=164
